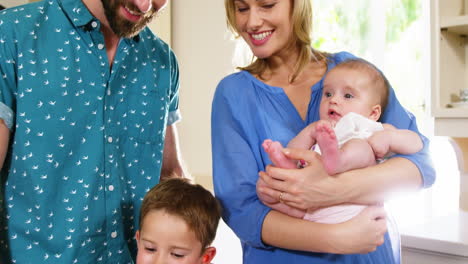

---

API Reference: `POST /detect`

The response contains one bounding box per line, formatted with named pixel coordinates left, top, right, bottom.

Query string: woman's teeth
left=251, top=31, right=272, bottom=40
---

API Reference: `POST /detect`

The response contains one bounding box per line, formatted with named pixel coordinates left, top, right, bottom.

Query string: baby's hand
left=368, top=130, right=391, bottom=159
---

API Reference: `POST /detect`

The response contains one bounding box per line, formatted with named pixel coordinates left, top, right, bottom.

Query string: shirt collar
left=59, top=0, right=95, bottom=29
left=58, top=0, right=141, bottom=43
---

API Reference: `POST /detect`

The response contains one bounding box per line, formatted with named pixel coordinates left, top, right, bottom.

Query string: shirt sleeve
left=0, top=20, right=16, bottom=130
left=211, top=77, right=272, bottom=249
left=167, top=49, right=181, bottom=126
left=381, top=88, right=436, bottom=188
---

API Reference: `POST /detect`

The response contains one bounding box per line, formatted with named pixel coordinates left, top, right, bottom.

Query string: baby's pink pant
left=303, top=204, right=367, bottom=224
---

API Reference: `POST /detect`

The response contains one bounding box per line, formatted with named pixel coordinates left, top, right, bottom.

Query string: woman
left=211, top=0, right=435, bottom=263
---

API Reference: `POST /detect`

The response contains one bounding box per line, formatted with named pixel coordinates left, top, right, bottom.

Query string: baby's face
left=319, top=67, right=380, bottom=123
left=136, top=209, right=206, bottom=264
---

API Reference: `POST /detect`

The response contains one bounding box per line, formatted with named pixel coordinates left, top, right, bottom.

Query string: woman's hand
left=257, top=176, right=278, bottom=204
left=328, top=206, right=387, bottom=254
left=257, top=148, right=345, bottom=210
left=257, top=177, right=306, bottom=218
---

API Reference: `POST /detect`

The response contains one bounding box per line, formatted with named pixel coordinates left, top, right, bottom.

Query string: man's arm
left=160, top=124, right=187, bottom=180
left=0, top=119, right=9, bottom=169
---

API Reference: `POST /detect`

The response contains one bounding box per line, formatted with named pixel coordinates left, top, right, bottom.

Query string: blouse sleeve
left=381, top=88, right=436, bottom=188
left=211, top=77, right=272, bottom=249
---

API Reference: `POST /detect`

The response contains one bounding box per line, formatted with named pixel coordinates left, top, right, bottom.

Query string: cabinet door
left=431, top=0, right=468, bottom=136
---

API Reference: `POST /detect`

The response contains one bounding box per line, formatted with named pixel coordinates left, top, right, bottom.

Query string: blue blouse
left=211, top=52, right=435, bottom=263
left=0, top=0, right=180, bottom=263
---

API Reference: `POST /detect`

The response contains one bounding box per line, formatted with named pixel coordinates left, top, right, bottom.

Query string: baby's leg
left=262, top=139, right=297, bottom=169
left=338, top=139, right=376, bottom=172
left=316, top=122, right=376, bottom=174
left=315, top=123, right=342, bottom=175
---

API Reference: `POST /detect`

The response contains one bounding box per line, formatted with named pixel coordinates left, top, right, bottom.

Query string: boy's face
left=136, top=209, right=216, bottom=264
left=319, top=67, right=381, bottom=123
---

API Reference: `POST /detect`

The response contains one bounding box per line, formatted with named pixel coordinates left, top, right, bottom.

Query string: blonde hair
left=139, top=178, right=222, bottom=252
left=224, top=0, right=328, bottom=82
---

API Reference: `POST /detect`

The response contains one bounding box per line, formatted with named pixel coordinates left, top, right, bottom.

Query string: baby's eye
left=344, top=93, right=353, bottom=99
left=324, top=92, right=332, bottom=97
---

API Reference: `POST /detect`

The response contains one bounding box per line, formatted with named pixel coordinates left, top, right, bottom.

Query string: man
left=0, top=0, right=185, bottom=262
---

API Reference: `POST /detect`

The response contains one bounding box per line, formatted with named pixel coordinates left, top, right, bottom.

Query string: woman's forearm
left=336, top=157, right=423, bottom=205
left=262, top=210, right=339, bottom=253
left=262, top=207, right=387, bottom=254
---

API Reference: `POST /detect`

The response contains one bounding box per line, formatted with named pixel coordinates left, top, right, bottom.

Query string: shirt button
left=108, top=185, right=114, bottom=191
left=111, top=231, right=117, bottom=238
left=98, top=43, right=105, bottom=50
left=107, top=136, right=113, bottom=143
left=91, top=21, right=98, bottom=28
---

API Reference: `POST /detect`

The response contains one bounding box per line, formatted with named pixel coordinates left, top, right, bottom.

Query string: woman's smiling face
left=233, top=0, right=295, bottom=59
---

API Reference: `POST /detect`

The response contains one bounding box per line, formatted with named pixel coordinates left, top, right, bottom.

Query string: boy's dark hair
left=0, top=5, right=5, bottom=10
left=334, top=58, right=390, bottom=114
left=139, top=177, right=222, bottom=251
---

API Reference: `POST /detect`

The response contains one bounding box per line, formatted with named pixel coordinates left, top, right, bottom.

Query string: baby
left=259, top=59, right=423, bottom=223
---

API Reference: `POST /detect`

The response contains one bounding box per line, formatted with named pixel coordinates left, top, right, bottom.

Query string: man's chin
left=110, top=21, right=143, bottom=38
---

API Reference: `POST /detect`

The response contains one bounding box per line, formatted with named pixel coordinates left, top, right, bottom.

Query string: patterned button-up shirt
left=0, top=0, right=181, bottom=263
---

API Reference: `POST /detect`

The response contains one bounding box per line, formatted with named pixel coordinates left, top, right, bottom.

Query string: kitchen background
left=2, top=0, right=468, bottom=263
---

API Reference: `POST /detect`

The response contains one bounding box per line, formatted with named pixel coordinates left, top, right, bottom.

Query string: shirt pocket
left=112, top=68, right=170, bottom=145
left=125, top=90, right=168, bottom=145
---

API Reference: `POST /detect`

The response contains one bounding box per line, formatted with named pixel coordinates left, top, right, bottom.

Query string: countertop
left=399, top=209, right=468, bottom=257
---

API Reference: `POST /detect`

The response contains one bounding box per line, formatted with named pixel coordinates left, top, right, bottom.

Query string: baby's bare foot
left=262, top=139, right=297, bottom=169
left=316, top=123, right=341, bottom=175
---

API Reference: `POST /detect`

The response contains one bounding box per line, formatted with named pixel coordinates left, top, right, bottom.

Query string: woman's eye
left=344, top=93, right=353, bottom=99
left=262, top=3, right=276, bottom=9
left=235, top=5, right=249, bottom=12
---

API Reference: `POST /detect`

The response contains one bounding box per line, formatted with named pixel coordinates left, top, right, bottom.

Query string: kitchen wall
left=172, top=0, right=236, bottom=189
left=2, top=0, right=30, bottom=7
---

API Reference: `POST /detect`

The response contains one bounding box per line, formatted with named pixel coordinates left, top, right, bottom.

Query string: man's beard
left=101, top=0, right=156, bottom=38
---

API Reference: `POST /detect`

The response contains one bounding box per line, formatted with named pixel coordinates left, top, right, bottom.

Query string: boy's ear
left=135, top=230, right=140, bottom=242
left=201, top=247, right=216, bottom=264
left=369, top=104, right=381, bottom=121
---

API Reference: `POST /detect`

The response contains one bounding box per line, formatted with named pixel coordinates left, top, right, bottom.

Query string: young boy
left=135, top=177, right=222, bottom=264
left=259, top=58, right=423, bottom=223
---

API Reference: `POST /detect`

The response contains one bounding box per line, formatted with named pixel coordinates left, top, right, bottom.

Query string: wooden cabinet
left=431, top=0, right=468, bottom=136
